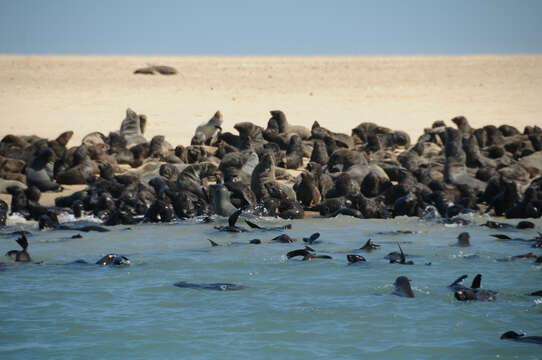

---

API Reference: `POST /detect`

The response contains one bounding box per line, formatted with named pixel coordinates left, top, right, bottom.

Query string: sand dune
left=1, top=55, right=541, bottom=148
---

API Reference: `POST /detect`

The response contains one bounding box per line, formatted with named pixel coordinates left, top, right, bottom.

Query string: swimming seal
left=500, top=331, right=542, bottom=345
left=359, top=238, right=380, bottom=251
left=453, top=274, right=496, bottom=301
left=389, top=243, right=413, bottom=265
left=347, top=254, right=366, bottom=264
left=245, top=220, right=292, bottom=231
left=173, top=281, right=246, bottom=291
left=5, top=234, right=31, bottom=262
left=392, top=276, right=415, bottom=298
left=287, top=247, right=332, bottom=261
left=95, top=254, right=130, bottom=266
left=454, top=232, right=471, bottom=247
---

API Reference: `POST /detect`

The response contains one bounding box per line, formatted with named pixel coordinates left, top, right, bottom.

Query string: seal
left=191, top=111, right=223, bottom=146
left=294, top=172, right=321, bottom=207
left=454, top=232, right=471, bottom=247
left=500, top=331, right=542, bottom=345
left=287, top=246, right=332, bottom=261
left=389, top=243, right=414, bottom=265
left=5, top=234, right=31, bottom=262
left=448, top=274, right=481, bottom=292
left=302, top=232, right=321, bottom=244
left=347, top=254, right=366, bottom=264
left=359, top=238, right=380, bottom=251
left=392, top=276, right=415, bottom=298
left=453, top=274, right=496, bottom=301
left=245, top=220, right=291, bottom=231
left=26, top=148, right=61, bottom=192
left=173, top=281, right=246, bottom=291
left=95, top=254, right=130, bottom=266
left=210, top=183, right=238, bottom=217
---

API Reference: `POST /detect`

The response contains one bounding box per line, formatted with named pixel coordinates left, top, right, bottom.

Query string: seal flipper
left=228, top=209, right=242, bottom=228
left=245, top=220, right=262, bottom=229
left=491, top=234, right=511, bottom=240
left=303, top=232, right=320, bottom=244
left=16, top=234, right=28, bottom=251
left=5, top=250, right=18, bottom=257
left=449, top=274, right=468, bottom=287
left=471, top=274, right=482, bottom=289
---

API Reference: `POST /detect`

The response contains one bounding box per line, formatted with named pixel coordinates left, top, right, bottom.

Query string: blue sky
left=1, top=0, right=541, bottom=55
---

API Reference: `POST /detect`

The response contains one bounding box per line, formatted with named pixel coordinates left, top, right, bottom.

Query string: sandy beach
left=1, top=55, right=542, bottom=206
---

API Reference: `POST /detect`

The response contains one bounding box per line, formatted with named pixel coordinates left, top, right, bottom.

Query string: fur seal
left=500, top=331, right=542, bottom=345
left=389, top=243, right=413, bottom=265
left=347, top=254, right=366, bottom=264
left=392, top=276, right=415, bottom=298
left=134, top=65, right=177, bottom=75
left=302, top=232, right=321, bottom=244
left=294, top=172, right=321, bottom=207
left=210, top=184, right=238, bottom=217
left=267, top=110, right=311, bottom=139
left=173, top=281, right=246, bottom=291
left=191, top=111, right=223, bottom=146
left=286, top=246, right=332, bottom=261
left=453, top=274, right=496, bottom=301
left=26, top=148, right=61, bottom=191
left=360, top=238, right=380, bottom=251
left=5, top=234, right=31, bottom=262
left=119, top=108, right=147, bottom=147
left=454, top=232, right=471, bottom=247
left=244, top=220, right=291, bottom=231
left=95, top=254, right=130, bottom=266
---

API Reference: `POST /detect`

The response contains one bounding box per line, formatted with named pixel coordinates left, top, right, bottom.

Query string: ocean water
left=1, top=214, right=541, bottom=360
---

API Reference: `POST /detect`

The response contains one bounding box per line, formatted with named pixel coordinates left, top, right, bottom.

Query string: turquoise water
left=1, top=214, right=541, bottom=359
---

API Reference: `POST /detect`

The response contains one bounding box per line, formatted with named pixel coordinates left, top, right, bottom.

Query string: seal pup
left=5, top=234, right=31, bottom=262
left=287, top=246, right=332, bottom=261
left=347, top=254, right=366, bottom=264
left=95, top=254, right=130, bottom=266
left=245, top=220, right=292, bottom=231
left=500, top=331, right=542, bottom=345
left=173, top=281, right=246, bottom=291
left=214, top=209, right=246, bottom=232
left=392, top=276, right=415, bottom=298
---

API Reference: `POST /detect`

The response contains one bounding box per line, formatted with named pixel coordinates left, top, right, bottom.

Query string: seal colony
left=0, top=109, right=541, bottom=225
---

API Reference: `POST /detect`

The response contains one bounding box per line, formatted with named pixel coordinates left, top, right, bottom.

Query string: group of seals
left=1, top=110, right=541, bottom=229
